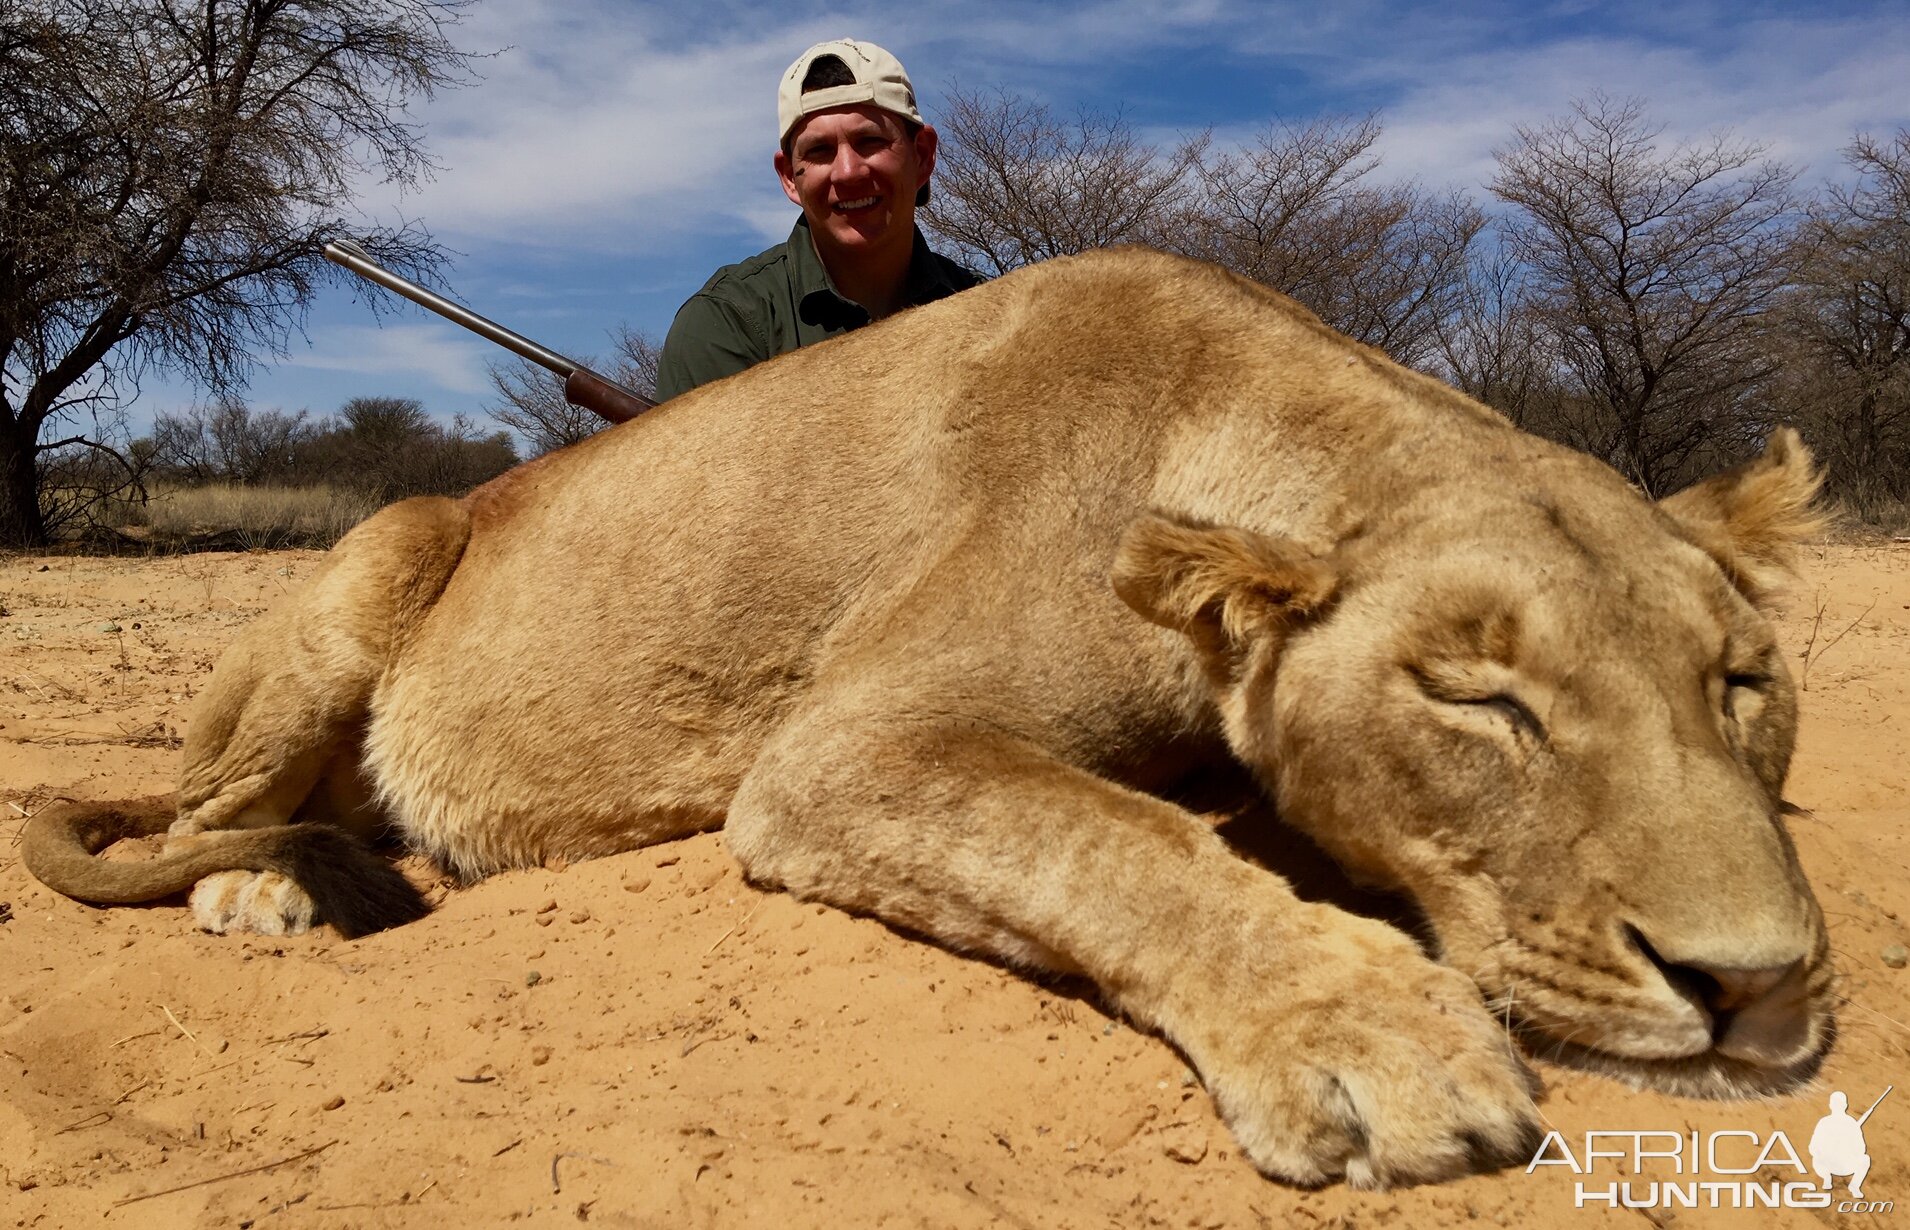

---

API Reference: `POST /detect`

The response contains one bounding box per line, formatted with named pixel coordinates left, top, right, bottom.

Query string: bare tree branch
left=922, top=86, right=1205, bottom=275
left=486, top=325, right=661, bottom=456
left=1169, top=115, right=1485, bottom=368
left=1488, top=93, right=1801, bottom=495
left=1772, top=128, right=1910, bottom=521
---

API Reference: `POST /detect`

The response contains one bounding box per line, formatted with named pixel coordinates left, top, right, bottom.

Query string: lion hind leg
left=176, top=496, right=470, bottom=839
left=153, top=497, right=469, bottom=935
left=168, top=744, right=410, bottom=937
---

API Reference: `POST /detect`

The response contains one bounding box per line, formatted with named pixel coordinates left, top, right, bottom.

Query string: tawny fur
left=23, top=248, right=1834, bottom=1189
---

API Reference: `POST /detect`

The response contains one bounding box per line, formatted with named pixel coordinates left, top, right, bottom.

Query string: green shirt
left=654, top=218, right=982, bottom=402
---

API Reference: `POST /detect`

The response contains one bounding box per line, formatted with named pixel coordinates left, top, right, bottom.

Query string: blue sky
left=131, top=0, right=1910, bottom=440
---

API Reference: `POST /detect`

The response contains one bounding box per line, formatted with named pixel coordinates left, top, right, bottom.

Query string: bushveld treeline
left=42, top=395, right=518, bottom=547
left=143, top=396, right=516, bottom=498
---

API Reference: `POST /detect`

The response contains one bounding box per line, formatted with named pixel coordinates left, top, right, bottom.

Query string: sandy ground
left=1, top=542, right=1907, bottom=1229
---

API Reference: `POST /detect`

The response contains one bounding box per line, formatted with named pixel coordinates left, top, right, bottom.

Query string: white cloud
left=1353, top=10, right=1910, bottom=194
left=352, top=10, right=810, bottom=248
left=348, top=0, right=1296, bottom=251
left=332, top=1, right=1909, bottom=254
left=283, top=324, right=495, bottom=397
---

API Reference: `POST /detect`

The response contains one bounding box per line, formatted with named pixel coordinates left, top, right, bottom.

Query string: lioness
left=27, top=248, right=1833, bottom=1189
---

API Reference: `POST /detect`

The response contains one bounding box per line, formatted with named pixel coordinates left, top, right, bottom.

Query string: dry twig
left=551, top=1151, right=614, bottom=1194
left=1800, top=595, right=1878, bottom=690
left=704, top=902, right=764, bottom=955
left=54, top=1110, right=111, bottom=1135
left=159, top=1004, right=218, bottom=1057
left=113, top=1140, right=337, bottom=1207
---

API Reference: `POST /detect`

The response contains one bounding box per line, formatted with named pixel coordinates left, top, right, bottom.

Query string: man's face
left=775, top=104, right=937, bottom=259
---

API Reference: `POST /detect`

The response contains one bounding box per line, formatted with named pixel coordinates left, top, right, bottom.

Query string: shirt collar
left=792, top=217, right=958, bottom=329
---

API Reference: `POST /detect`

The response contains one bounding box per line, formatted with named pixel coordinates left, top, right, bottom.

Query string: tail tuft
left=269, top=825, right=431, bottom=938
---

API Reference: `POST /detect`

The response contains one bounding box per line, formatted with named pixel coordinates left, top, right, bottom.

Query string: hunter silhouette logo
left=1812, top=1087, right=1890, bottom=1199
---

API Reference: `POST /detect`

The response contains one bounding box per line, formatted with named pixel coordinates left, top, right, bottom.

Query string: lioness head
left=1115, top=429, right=1833, bottom=1098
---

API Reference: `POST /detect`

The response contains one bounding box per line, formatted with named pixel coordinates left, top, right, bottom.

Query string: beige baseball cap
left=777, top=38, right=923, bottom=144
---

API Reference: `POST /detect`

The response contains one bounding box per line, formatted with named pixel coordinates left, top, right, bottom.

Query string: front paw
left=1198, top=921, right=1541, bottom=1188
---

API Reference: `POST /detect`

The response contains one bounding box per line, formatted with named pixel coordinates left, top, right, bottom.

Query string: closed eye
left=1410, top=667, right=1546, bottom=742
left=1462, top=694, right=1546, bottom=742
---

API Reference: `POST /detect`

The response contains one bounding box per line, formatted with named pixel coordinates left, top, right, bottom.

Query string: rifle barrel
left=321, top=240, right=655, bottom=417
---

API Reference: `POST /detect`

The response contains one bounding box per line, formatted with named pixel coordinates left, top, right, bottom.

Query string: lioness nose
left=1671, top=957, right=1812, bottom=1062
left=1682, top=961, right=1800, bottom=1018
left=1627, top=923, right=1813, bottom=1062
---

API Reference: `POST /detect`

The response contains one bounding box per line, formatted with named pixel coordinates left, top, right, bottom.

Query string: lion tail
left=22, top=795, right=428, bottom=938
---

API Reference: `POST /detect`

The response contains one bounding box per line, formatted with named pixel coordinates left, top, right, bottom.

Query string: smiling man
left=653, top=39, right=983, bottom=403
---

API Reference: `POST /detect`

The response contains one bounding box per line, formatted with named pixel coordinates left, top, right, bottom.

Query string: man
left=1810, top=1090, right=1874, bottom=1198
left=653, top=38, right=982, bottom=402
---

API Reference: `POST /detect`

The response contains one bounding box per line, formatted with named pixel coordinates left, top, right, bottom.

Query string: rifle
left=322, top=239, right=656, bottom=425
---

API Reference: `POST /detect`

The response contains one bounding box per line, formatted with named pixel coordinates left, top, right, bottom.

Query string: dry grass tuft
left=98, top=483, right=382, bottom=550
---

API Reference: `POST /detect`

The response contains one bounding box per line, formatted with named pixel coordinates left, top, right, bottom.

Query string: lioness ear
left=1111, top=513, right=1335, bottom=658
left=1658, top=428, right=1826, bottom=607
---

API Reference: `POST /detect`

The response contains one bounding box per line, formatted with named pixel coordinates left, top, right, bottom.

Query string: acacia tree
left=1173, top=115, right=1484, bottom=368
left=922, top=86, right=1205, bottom=274
left=485, top=324, right=661, bottom=456
left=0, top=0, right=476, bottom=547
left=1774, top=131, right=1910, bottom=519
left=1490, top=95, right=1800, bottom=495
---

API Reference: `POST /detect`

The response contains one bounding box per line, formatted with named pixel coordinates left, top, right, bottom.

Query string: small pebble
left=525, top=970, right=543, bottom=987
left=569, top=910, right=591, bottom=924
left=321, top=1094, right=345, bottom=1111
left=98, top=621, right=121, bottom=633
left=1882, top=945, right=1907, bottom=969
left=531, top=1045, right=553, bottom=1066
left=623, top=878, right=651, bottom=894
left=536, top=900, right=558, bottom=915
left=1162, top=1127, right=1207, bottom=1165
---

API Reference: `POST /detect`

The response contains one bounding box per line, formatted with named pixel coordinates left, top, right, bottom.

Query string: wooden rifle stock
left=322, top=239, right=656, bottom=426
left=564, top=368, right=652, bottom=425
